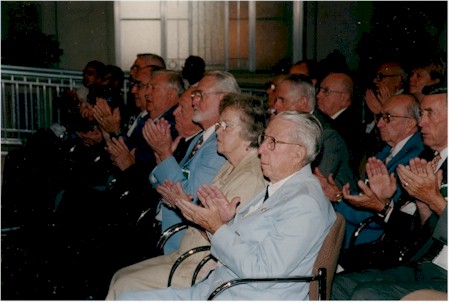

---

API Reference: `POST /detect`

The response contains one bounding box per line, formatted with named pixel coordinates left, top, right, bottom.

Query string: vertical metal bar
left=161, top=1, right=167, bottom=61
left=248, top=1, right=256, bottom=71
left=237, top=2, right=241, bottom=69
left=29, top=83, right=34, bottom=131
left=292, top=1, right=304, bottom=63
left=13, top=80, right=20, bottom=136
left=23, top=82, right=29, bottom=132
left=224, top=1, right=229, bottom=71
left=188, top=1, right=193, bottom=56
left=2, top=81, right=8, bottom=139
left=114, top=1, right=121, bottom=66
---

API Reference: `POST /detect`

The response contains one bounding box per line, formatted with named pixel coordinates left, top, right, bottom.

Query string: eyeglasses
left=191, top=90, right=223, bottom=100
left=258, top=134, right=302, bottom=151
left=375, top=113, right=414, bottom=123
left=318, top=87, right=345, bottom=97
left=130, top=64, right=155, bottom=73
left=375, top=73, right=400, bottom=81
left=131, top=81, right=150, bottom=90
left=215, top=121, right=239, bottom=131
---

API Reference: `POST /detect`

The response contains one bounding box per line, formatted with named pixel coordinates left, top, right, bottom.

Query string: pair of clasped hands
left=315, top=156, right=445, bottom=220
left=157, top=180, right=241, bottom=234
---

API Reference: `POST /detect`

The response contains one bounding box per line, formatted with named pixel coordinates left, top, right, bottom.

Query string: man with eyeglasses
left=363, top=61, right=407, bottom=158
left=324, top=94, right=424, bottom=248
left=332, top=84, right=448, bottom=300
left=317, top=72, right=363, bottom=178
left=118, top=111, right=336, bottom=301
left=147, top=71, right=239, bottom=254
left=273, top=73, right=356, bottom=191
left=130, top=53, right=166, bottom=81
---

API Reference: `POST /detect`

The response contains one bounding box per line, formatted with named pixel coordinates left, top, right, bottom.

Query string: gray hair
left=404, top=94, right=421, bottom=122
left=276, top=111, right=323, bottom=165
left=204, top=71, right=241, bottom=94
left=137, top=53, right=166, bottom=69
left=281, top=74, right=317, bottom=111
left=220, top=93, right=266, bottom=147
left=152, top=69, right=185, bottom=96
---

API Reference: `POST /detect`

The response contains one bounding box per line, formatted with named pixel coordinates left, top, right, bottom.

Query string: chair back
left=310, top=212, right=345, bottom=300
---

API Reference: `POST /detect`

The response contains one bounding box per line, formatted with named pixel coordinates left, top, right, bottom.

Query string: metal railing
left=1, top=65, right=267, bottom=146
left=1, top=65, right=84, bottom=145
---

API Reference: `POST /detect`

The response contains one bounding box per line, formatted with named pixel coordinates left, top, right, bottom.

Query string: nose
left=376, top=117, right=385, bottom=128
left=192, top=96, right=200, bottom=107
left=418, top=115, right=426, bottom=128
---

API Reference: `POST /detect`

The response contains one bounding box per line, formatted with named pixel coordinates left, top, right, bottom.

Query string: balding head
left=317, top=73, right=353, bottom=117
left=376, top=94, right=420, bottom=147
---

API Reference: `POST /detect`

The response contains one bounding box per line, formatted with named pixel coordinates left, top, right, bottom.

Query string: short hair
left=136, top=53, right=166, bottom=69
left=219, top=93, right=266, bottom=148
left=203, top=71, right=241, bottom=94
left=104, top=65, right=124, bottom=85
left=410, top=56, right=446, bottom=84
left=423, top=83, right=447, bottom=96
left=275, top=111, right=323, bottom=165
left=291, top=59, right=318, bottom=79
left=152, top=69, right=185, bottom=96
left=402, top=94, right=421, bottom=122
left=281, top=74, right=317, bottom=110
left=84, top=60, right=106, bottom=78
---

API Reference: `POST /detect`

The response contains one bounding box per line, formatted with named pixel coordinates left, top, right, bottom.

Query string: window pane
left=120, top=20, right=161, bottom=70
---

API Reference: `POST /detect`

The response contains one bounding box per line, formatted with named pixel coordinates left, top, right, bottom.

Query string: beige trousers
left=106, top=227, right=214, bottom=300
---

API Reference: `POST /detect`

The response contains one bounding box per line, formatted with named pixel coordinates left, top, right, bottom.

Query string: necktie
left=431, top=151, right=441, bottom=172
left=185, top=133, right=204, bottom=163
left=263, top=185, right=269, bottom=202
left=385, top=148, right=394, bottom=165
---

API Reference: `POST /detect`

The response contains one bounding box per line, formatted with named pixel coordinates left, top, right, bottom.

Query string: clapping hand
left=397, top=157, right=446, bottom=217
left=342, top=157, right=395, bottom=213
left=106, top=136, right=135, bottom=171
left=314, top=167, right=341, bottom=202
left=156, top=180, right=192, bottom=208
left=93, top=98, right=121, bottom=133
left=174, top=184, right=240, bottom=234
left=143, top=118, right=174, bottom=162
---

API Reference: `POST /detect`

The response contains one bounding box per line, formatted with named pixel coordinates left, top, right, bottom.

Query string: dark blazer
left=333, top=105, right=364, bottom=175
left=313, top=108, right=357, bottom=190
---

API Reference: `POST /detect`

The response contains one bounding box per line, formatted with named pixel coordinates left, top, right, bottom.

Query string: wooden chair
left=207, top=212, right=346, bottom=300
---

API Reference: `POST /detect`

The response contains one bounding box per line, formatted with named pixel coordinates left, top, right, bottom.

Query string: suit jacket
left=120, top=164, right=336, bottom=300
left=151, top=130, right=226, bottom=253
left=339, top=150, right=448, bottom=272
left=125, top=105, right=178, bottom=162
left=336, top=131, right=425, bottom=248
left=107, top=151, right=267, bottom=297
left=312, top=108, right=357, bottom=190
left=333, top=105, right=364, bottom=176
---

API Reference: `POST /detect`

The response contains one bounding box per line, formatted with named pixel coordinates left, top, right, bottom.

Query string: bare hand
left=76, top=127, right=103, bottom=146
left=314, top=167, right=341, bottom=202
left=107, top=136, right=135, bottom=171
left=156, top=180, right=193, bottom=208
left=365, top=157, right=397, bottom=200
left=143, top=118, right=173, bottom=161
left=376, top=83, right=393, bottom=104
left=93, top=98, right=121, bottom=133
left=397, top=158, right=446, bottom=215
left=365, top=89, right=382, bottom=115
left=174, top=196, right=224, bottom=234
left=197, top=185, right=240, bottom=223
left=342, top=181, right=387, bottom=213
